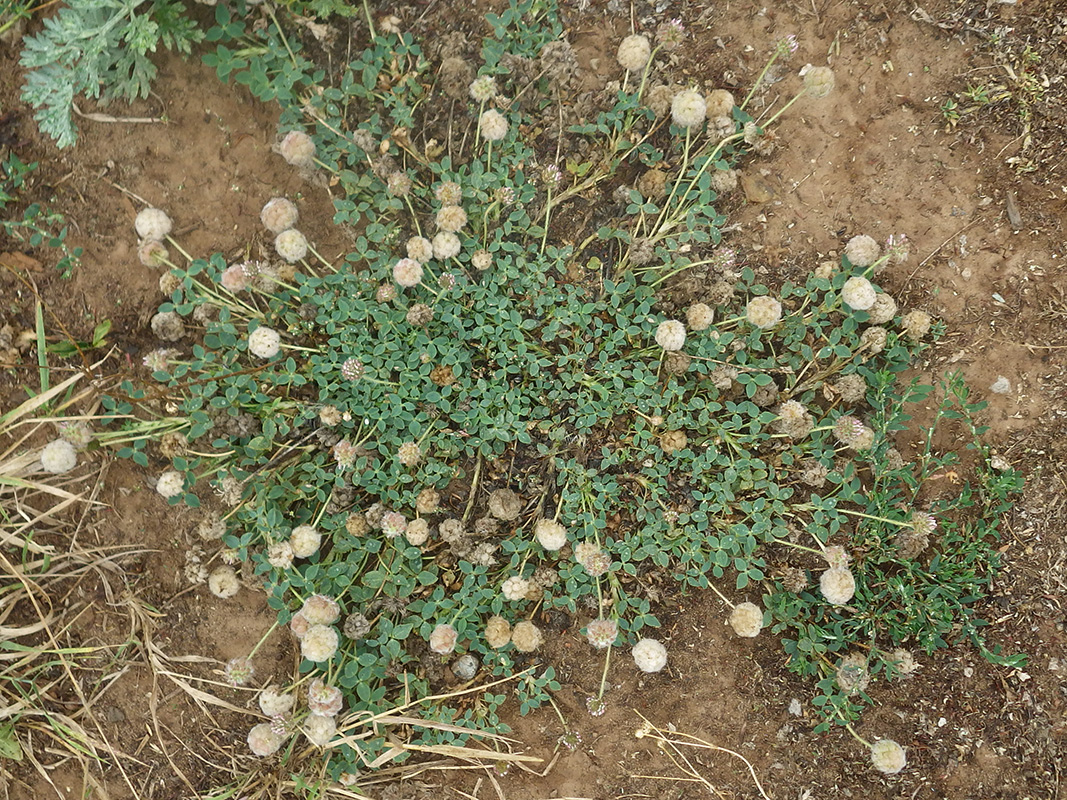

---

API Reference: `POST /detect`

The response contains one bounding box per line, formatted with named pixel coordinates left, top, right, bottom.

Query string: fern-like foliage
left=20, top=0, right=203, bottom=148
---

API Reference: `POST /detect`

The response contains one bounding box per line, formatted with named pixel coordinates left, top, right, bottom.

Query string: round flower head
left=834, top=373, right=867, bottom=404
left=247, top=723, right=286, bottom=757
left=776, top=400, right=814, bottom=439
left=405, top=304, right=434, bottom=327
left=416, top=487, right=440, bottom=515
left=655, top=320, right=686, bottom=351
left=687, top=303, right=714, bottom=331
left=469, top=75, right=497, bottom=102
left=156, top=470, right=185, bottom=499
left=260, top=197, right=298, bottom=233
left=820, top=567, right=857, bottom=605
left=267, top=541, right=294, bottom=570
left=861, top=326, right=888, bottom=354
left=728, top=602, right=764, bottom=638
left=289, top=611, right=310, bottom=638
left=343, top=612, right=371, bottom=640
left=485, top=615, right=511, bottom=649
left=617, top=34, right=651, bottom=72
left=535, top=519, right=567, bottom=551
left=436, top=204, right=468, bottom=233
left=258, top=685, right=295, bottom=717
left=632, top=638, right=668, bottom=673
left=867, top=293, right=897, bottom=324
left=303, top=713, right=337, bottom=747
left=220, top=263, right=251, bottom=292
left=471, top=249, right=493, bottom=271
left=901, top=310, right=932, bottom=341
left=278, top=130, right=316, bottom=167
left=432, top=232, right=461, bottom=260
left=307, top=677, right=344, bottom=717
left=208, top=566, right=240, bottom=599
left=842, top=276, right=878, bottom=311
left=393, top=258, right=424, bottom=288
left=746, top=296, right=783, bottom=329
left=275, top=229, right=307, bottom=263
left=435, top=181, right=463, bottom=205
left=301, top=593, right=340, bottom=625
left=585, top=618, right=618, bottom=649
left=381, top=511, right=407, bottom=539
left=407, top=236, right=433, bottom=263
left=301, top=624, right=339, bottom=662
left=405, top=518, right=430, bottom=546
left=671, top=89, right=707, bottom=129
left=489, top=488, right=522, bottom=521
left=803, top=65, right=836, bottom=99
left=501, top=576, right=529, bottom=602
left=397, top=441, right=421, bottom=466
left=655, top=18, right=685, bottom=48
left=429, top=623, right=458, bottom=655
left=870, top=739, right=907, bottom=774
left=248, top=326, right=281, bottom=359
left=844, top=234, right=881, bottom=268
left=135, top=207, right=172, bottom=241
left=40, top=439, right=77, bottom=474
left=386, top=171, right=412, bottom=197
left=511, top=620, right=542, bottom=652
left=138, top=239, right=169, bottom=267
left=836, top=652, right=870, bottom=693
left=151, top=310, right=185, bottom=342
left=224, top=656, right=255, bottom=686
left=479, top=109, right=509, bottom=141
left=705, top=89, right=735, bottom=120
left=289, top=525, right=321, bottom=558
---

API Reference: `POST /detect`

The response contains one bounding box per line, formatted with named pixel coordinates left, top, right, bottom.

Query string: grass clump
left=99, top=0, right=1022, bottom=781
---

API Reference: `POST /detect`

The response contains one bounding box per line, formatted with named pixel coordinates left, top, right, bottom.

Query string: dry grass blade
left=631, top=711, right=773, bottom=800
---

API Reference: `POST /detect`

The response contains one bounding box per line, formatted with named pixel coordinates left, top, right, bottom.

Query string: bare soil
left=1, top=0, right=1065, bottom=798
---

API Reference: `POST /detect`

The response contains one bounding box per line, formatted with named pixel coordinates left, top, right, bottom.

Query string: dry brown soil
left=1, top=0, right=1065, bottom=798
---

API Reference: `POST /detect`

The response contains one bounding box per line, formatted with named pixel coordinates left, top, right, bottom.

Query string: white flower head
left=655, top=320, right=686, bottom=351
left=671, top=89, right=706, bottom=129
left=820, top=567, right=857, bottom=605
left=870, top=739, right=907, bottom=774
left=617, top=34, right=651, bottom=72
left=40, top=439, right=77, bottom=474
left=842, top=276, right=877, bottom=311
left=303, top=713, right=337, bottom=747
left=301, top=624, right=339, bottom=662
left=260, top=197, right=298, bottom=233
left=534, top=519, right=567, bottom=551
left=746, top=296, right=783, bottom=329
left=278, top=130, right=316, bottom=167
left=156, top=470, right=185, bottom=498
left=207, top=565, right=240, bottom=599
left=632, top=638, right=667, bottom=673
left=275, top=229, right=308, bottom=263
left=429, top=623, right=458, bottom=654
left=728, top=602, right=764, bottom=638
left=479, top=109, right=508, bottom=141
left=248, top=326, right=281, bottom=359
left=407, top=236, right=433, bottom=263
left=501, top=576, right=529, bottom=602
left=432, top=232, right=461, bottom=260
left=135, top=208, right=172, bottom=241
left=469, top=75, right=497, bottom=102
left=844, top=234, right=881, bottom=268
left=393, top=258, right=424, bottom=288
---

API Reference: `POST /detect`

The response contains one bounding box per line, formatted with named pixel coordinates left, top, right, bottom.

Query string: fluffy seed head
left=301, top=624, right=339, bottom=662
left=275, top=229, right=308, bottom=263
left=416, top=487, right=440, bottom=515
left=247, top=723, right=286, bottom=756
left=844, top=234, right=881, bottom=268
left=260, top=198, right=298, bottom=233
left=156, top=470, right=185, bottom=498
left=258, top=685, right=295, bottom=717
left=820, top=567, right=857, bottom=605
left=303, top=713, right=337, bottom=747
left=41, top=439, right=77, bottom=474
left=301, top=593, right=340, bottom=625
left=535, top=519, right=568, bottom=551
left=208, top=566, right=240, bottom=599
left=501, top=576, right=530, bottom=602
left=393, top=258, right=424, bottom=288
left=432, top=232, right=461, bottom=260
left=278, top=130, right=316, bottom=167
left=405, top=518, right=430, bottom=546
left=617, top=34, right=651, bottom=72
left=842, top=276, right=878, bottom=311
left=248, top=326, right=281, bottom=359
left=655, top=320, right=686, bottom=351
left=585, top=618, right=618, bottom=649
left=803, top=65, right=836, bottom=98
left=429, top=623, right=458, bottom=654
left=870, top=739, right=907, bottom=774
left=671, top=89, right=706, bottom=129
left=485, top=616, right=511, bottom=649
left=729, top=602, right=764, bottom=637
left=511, top=620, right=543, bottom=652
left=135, top=208, right=172, bottom=241
left=632, top=638, right=668, bottom=672
left=746, top=296, right=783, bottom=329
left=687, top=302, right=714, bottom=331
left=479, top=109, right=509, bottom=141
left=407, top=236, right=433, bottom=263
